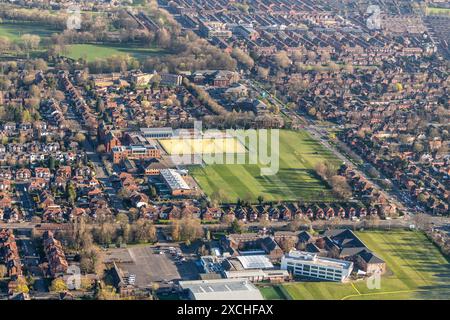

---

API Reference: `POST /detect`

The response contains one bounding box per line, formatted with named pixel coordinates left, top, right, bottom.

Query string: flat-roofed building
left=281, top=250, right=353, bottom=282
left=236, top=255, right=274, bottom=270
left=224, top=269, right=290, bottom=283
left=139, top=127, right=174, bottom=139
left=179, top=279, right=263, bottom=300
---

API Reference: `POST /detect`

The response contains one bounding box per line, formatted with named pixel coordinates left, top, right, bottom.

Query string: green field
left=190, top=130, right=340, bottom=203
left=259, top=285, right=292, bottom=300
left=0, top=22, right=58, bottom=41
left=0, top=22, right=166, bottom=61
left=280, top=230, right=450, bottom=300
left=426, top=7, right=450, bottom=16
left=65, top=44, right=165, bottom=62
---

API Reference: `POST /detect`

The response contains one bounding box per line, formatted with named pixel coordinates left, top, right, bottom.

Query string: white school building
left=281, top=250, right=353, bottom=282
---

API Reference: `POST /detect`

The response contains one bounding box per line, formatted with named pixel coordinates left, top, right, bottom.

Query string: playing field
left=0, top=22, right=58, bottom=41
left=0, top=23, right=165, bottom=61
left=189, top=130, right=340, bottom=203
left=280, top=230, right=450, bottom=300
left=65, top=44, right=165, bottom=62
left=259, top=285, right=292, bottom=300
left=426, top=7, right=450, bottom=16
left=159, top=137, right=246, bottom=155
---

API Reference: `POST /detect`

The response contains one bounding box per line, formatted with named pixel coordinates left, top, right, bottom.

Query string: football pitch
left=189, top=130, right=340, bottom=203
left=276, top=230, right=450, bottom=300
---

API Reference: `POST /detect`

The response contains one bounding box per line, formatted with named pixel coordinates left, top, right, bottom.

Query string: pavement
left=15, top=182, right=34, bottom=220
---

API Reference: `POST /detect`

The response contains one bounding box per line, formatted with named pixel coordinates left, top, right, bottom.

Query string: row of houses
left=43, top=231, right=68, bottom=278
left=0, top=229, right=22, bottom=278
left=139, top=201, right=389, bottom=222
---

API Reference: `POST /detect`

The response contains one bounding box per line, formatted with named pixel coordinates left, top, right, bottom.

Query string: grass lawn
left=281, top=230, right=450, bottom=300
left=0, top=22, right=58, bottom=41
left=65, top=44, right=166, bottom=62
left=190, top=130, right=341, bottom=203
left=426, top=7, right=450, bottom=16
left=259, top=285, right=292, bottom=300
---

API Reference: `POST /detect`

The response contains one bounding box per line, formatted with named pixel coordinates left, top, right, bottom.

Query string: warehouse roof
left=236, top=255, right=274, bottom=269
left=179, top=279, right=263, bottom=300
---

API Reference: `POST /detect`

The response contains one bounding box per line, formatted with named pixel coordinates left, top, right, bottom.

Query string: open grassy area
left=426, top=7, right=450, bottom=16
left=280, top=230, right=450, bottom=300
left=259, top=285, right=292, bottom=300
left=190, top=130, right=340, bottom=203
left=65, top=43, right=166, bottom=62
left=159, top=137, right=246, bottom=155
left=0, top=22, right=166, bottom=61
left=0, top=22, right=58, bottom=41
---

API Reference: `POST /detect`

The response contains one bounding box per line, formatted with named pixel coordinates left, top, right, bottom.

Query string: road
left=15, top=230, right=48, bottom=293
left=64, top=82, right=126, bottom=213
left=15, top=182, right=34, bottom=220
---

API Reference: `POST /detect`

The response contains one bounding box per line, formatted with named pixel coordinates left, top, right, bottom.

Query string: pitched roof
left=358, top=250, right=385, bottom=264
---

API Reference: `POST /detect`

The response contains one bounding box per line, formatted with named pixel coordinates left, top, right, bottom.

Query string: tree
left=257, top=67, right=269, bottom=80
left=132, top=219, right=157, bottom=243
left=0, top=36, right=11, bottom=51
left=74, top=132, right=86, bottom=144
left=80, top=246, right=105, bottom=278
left=257, top=195, right=264, bottom=204
left=156, top=28, right=171, bottom=48
left=21, top=110, right=32, bottom=123
left=13, top=277, right=29, bottom=294
left=0, top=264, right=7, bottom=278
left=413, top=213, right=431, bottom=231
left=96, top=223, right=116, bottom=245
left=413, top=142, right=424, bottom=153
left=50, top=278, right=68, bottom=293
left=96, top=144, right=106, bottom=153
left=116, top=213, right=129, bottom=225
left=171, top=220, right=181, bottom=241
left=230, top=219, right=242, bottom=234
left=274, top=51, right=292, bottom=69
left=53, top=90, right=66, bottom=102
left=151, top=282, right=159, bottom=294
left=330, top=175, right=352, bottom=199
left=278, top=237, right=297, bottom=253
left=21, top=34, right=41, bottom=50
left=231, top=47, right=254, bottom=70
left=96, top=284, right=120, bottom=300
left=66, top=182, right=77, bottom=205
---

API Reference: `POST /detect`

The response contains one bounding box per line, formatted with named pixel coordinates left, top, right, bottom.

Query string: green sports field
left=259, top=285, right=292, bottom=300
left=189, top=130, right=340, bottom=203
left=279, top=230, right=450, bottom=300
left=159, top=137, right=246, bottom=155
left=426, top=7, right=450, bottom=16
left=65, top=44, right=165, bottom=62
left=0, top=22, right=58, bottom=41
